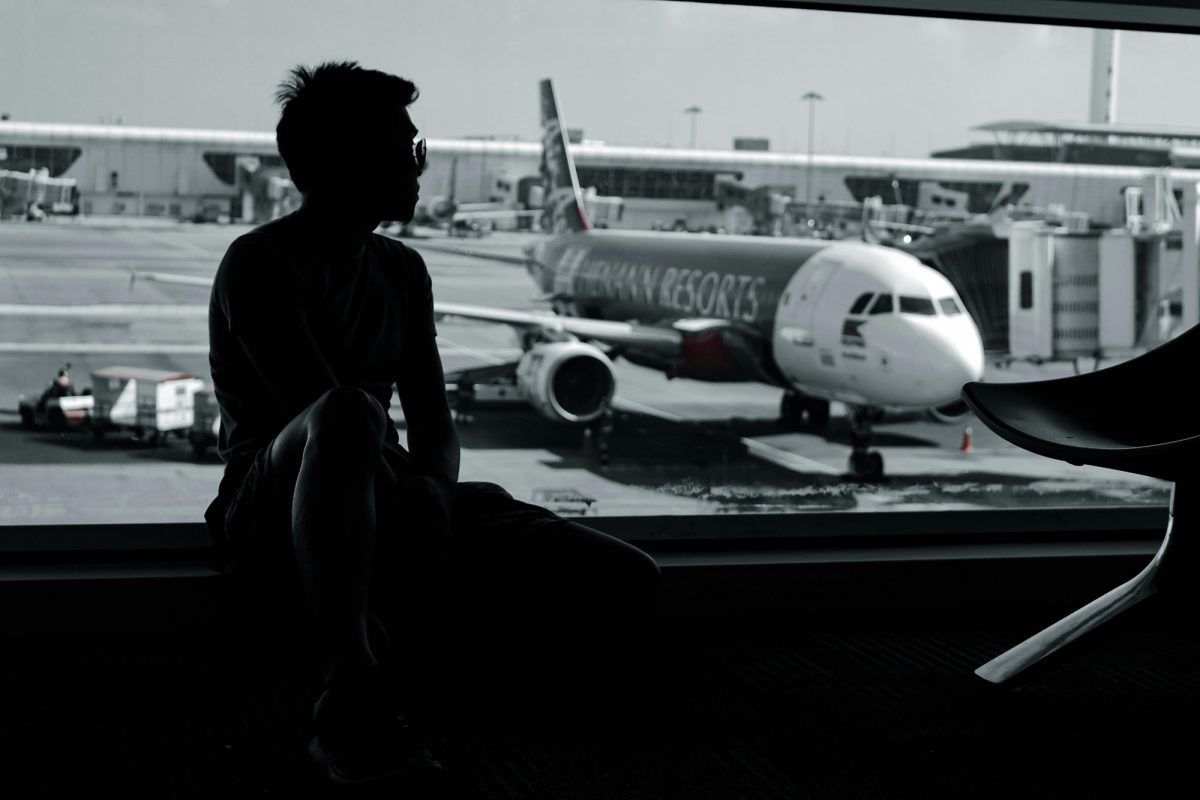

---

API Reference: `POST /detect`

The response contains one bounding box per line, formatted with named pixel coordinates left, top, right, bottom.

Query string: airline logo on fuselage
left=841, top=318, right=866, bottom=347
left=570, top=256, right=768, bottom=322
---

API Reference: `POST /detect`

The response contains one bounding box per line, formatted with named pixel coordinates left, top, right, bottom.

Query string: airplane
left=132, top=78, right=986, bottom=480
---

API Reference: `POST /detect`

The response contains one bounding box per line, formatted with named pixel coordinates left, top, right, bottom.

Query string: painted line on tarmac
left=740, top=438, right=841, bottom=476
left=0, top=342, right=211, bottom=354
left=0, top=340, right=522, bottom=358
left=0, top=303, right=208, bottom=318
left=614, top=396, right=840, bottom=476
left=611, top=396, right=686, bottom=422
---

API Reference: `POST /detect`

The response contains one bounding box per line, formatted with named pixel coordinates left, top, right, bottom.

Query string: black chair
left=961, top=325, right=1200, bottom=684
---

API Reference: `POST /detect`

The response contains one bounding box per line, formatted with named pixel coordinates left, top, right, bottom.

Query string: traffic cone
left=960, top=426, right=973, bottom=453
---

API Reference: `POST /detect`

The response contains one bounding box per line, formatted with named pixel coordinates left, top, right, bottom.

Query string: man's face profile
left=344, top=106, right=422, bottom=222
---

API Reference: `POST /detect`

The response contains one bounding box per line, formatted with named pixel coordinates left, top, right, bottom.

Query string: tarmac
left=0, top=218, right=1170, bottom=525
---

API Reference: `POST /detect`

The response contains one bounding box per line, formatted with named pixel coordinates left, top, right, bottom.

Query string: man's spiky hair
left=274, top=61, right=418, bottom=193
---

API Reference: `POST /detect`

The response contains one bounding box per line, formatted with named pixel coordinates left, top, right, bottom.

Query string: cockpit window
left=868, top=294, right=893, bottom=315
left=939, top=297, right=963, bottom=316
left=848, top=292, right=874, bottom=315
left=899, top=296, right=936, bottom=315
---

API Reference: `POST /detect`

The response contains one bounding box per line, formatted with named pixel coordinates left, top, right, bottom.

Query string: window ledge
left=0, top=506, right=1168, bottom=636
left=0, top=504, right=1169, bottom=554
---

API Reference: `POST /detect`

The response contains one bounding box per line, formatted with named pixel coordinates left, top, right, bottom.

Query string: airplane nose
left=892, top=319, right=985, bottom=406
left=934, top=323, right=986, bottom=397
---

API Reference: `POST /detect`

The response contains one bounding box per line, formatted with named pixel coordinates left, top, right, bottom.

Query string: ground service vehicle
left=90, top=366, right=206, bottom=443
left=17, top=366, right=93, bottom=430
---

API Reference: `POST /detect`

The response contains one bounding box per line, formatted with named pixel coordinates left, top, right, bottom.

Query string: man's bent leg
left=260, top=392, right=442, bottom=786
left=262, top=386, right=388, bottom=686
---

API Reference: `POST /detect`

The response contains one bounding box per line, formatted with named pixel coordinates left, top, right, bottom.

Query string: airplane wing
left=434, top=301, right=683, bottom=356
left=442, top=360, right=524, bottom=385
left=131, top=270, right=213, bottom=288
left=409, top=241, right=531, bottom=265
left=451, top=209, right=542, bottom=222
left=130, top=269, right=684, bottom=355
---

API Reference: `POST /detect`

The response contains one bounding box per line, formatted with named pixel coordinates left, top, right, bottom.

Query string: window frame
left=0, top=0, right=1187, bottom=566
left=0, top=504, right=1169, bottom=560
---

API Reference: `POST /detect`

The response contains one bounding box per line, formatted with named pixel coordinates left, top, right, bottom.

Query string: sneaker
left=308, top=666, right=442, bottom=788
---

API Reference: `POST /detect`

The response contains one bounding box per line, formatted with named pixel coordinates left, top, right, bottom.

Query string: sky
left=4, top=0, right=1200, bottom=157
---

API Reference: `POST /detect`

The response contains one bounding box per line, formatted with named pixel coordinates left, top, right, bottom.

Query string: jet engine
left=516, top=341, right=616, bottom=424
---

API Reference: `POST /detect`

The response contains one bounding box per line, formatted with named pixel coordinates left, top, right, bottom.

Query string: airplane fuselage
left=527, top=229, right=985, bottom=409
left=531, top=229, right=822, bottom=338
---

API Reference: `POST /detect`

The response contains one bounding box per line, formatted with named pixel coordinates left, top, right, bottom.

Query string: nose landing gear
left=847, top=405, right=885, bottom=480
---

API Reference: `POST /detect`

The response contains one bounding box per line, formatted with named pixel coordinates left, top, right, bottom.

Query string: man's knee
left=307, top=387, right=387, bottom=456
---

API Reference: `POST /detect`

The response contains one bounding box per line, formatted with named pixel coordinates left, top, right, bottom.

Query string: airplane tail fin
left=539, top=79, right=590, bottom=233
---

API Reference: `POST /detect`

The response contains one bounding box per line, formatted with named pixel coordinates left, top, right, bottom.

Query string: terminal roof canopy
left=973, top=120, right=1200, bottom=146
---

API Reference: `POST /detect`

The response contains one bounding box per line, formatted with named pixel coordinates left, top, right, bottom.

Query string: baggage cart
left=90, top=366, right=205, bottom=443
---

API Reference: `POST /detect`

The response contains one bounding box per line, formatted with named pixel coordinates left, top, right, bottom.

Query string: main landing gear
left=582, top=408, right=614, bottom=465
left=779, top=390, right=830, bottom=431
left=847, top=405, right=885, bottom=480
left=451, top=380, right=476, bottom=424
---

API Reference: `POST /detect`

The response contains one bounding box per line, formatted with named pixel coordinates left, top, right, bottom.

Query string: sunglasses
left=413, top=138, right=427, bottom=175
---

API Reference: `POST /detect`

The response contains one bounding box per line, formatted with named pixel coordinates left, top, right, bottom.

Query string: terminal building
left=933, top=119, right=1200, bottom=168
left=9, top=118, right=1200, bottom=233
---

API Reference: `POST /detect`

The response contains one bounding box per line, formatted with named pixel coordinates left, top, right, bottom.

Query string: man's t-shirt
left=207, top=211, right=437, bottom=498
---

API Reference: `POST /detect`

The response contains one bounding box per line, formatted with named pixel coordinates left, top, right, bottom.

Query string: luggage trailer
left=90, top=366, right=206, bottom=444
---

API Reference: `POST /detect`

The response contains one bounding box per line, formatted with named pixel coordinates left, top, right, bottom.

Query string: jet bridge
left=0, top=167, right=77, bottom=218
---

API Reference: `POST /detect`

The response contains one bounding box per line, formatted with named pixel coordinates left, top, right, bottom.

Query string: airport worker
left=202, top=61, right=661, bottom=790
left=35, top=366, right=74, bottom=415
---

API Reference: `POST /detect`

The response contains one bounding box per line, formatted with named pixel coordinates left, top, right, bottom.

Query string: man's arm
left=397, top=330, right=461, bottom=486
left=395, top=250, right=460, bottom=488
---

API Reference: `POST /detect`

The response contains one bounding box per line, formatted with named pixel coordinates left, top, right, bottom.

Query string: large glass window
left=0, top=0, right=1183, bottom=530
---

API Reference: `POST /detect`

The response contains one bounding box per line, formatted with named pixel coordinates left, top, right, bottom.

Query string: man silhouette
left=204, top=61, right=660, bottom=789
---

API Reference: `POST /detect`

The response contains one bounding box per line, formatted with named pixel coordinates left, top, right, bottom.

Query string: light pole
left=683, top=105, right=703, bottom=149
left=801, top=91, right=824, bottom=227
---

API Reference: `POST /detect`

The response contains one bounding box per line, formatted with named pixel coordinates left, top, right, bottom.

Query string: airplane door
left=772, top=256, right=839, bottom=388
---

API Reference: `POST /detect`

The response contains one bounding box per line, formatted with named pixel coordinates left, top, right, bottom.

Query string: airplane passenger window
left=938, top=297, right=963, bottom=316
left=849, top=293, right=875, bottom=314
left=0, top=0, right=1177, bottom=533
left=898, top=296, right=937, bottom=315
left=869, top=294, right=894, bottom=315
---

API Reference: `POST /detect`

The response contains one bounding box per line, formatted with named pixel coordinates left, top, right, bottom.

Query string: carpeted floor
left=3, top=601, right=1198, bottom=798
